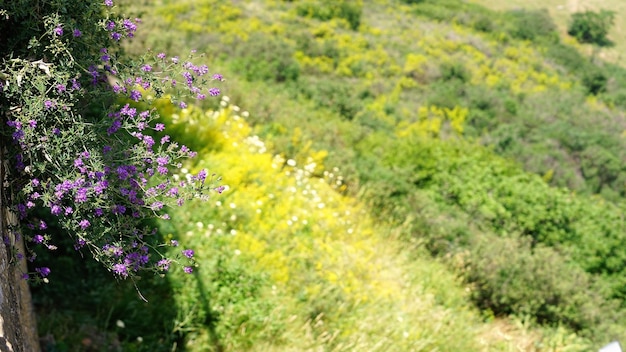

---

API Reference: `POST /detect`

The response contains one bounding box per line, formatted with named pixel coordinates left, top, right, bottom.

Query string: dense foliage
left=0, top=0, right=223, bottom=281
left=568, top=10, right=616, bottom=46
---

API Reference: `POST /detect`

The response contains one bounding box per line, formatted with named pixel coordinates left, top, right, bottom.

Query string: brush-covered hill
left=33, top=0, right=626, bottom=350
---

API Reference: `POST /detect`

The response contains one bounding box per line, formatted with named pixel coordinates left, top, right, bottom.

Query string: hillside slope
left=32, top=0, right=626, bottom=350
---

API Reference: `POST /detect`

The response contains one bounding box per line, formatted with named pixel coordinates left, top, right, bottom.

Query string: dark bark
left=0, top=142, right=40, bottom=352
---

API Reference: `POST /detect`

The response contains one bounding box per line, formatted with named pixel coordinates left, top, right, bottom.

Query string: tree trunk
left=0, top=144, right=40, bottom=352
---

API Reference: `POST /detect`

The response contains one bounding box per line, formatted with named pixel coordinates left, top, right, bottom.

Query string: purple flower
left=88, top=65, right=99, bottom=78
left=120, top=104, right=137, bottom=117
left=79, top=219, right=90, bottom=229
left=75, top=187, right=88, bottom=203
left=208, top=88, right=220, bottom=96
left=182, top=249, right=194, bottom=258
left=183, top=267, right=193, bottom=274
left=101, top=54, right=110, bottom=62
left=157, top=259, right=171, bottom=271
left=73, top=29, right=82, bottom=37
left=53, top=26, right=63, bottom=36
left=182, top=71, right=193, bottom=86
left=51, top=205, right=62, bottom=216
left=36, top=267, right=51, bottom=277
left=104, top=244, right=124, bottom=257
left=197, top=169, right=207, bottom=182
left=39, top=220, right=47, bottom=230
left=94, top=181, right=108, bottom=194
left=160, top=135, right=170, bottom=144
left=113, top=263, right=128, bottom=277
left=123, top=19, right=137, bottom=32
left=74, top=238, right=86, bottom=250
left=212, top=73, right=223, bottom=81
left=156, top=156, right=169, bottom=166
left=129, top=90, right=142, bottom=101
left=141, top=64, right=152, bottom=72
left=44, top=100, right=56, bottom=110
left=150, top=201, right=164, bottom=210
left=94, top=208, right=104, bottom=216
left=195, top=65, right=209, bottom=76
left=12, top=130, right=24, bottom=141
left=32, top=235, right=44, bottom=244
left=28, top=120, right=37, bottom=128
left=71, top=78, right=81, bottom=90
left=112, top=83, right=125, bottom=94
left=104, top=0, right=113, bottom=6
left=143, top=135, right=155, bottom=148
left=166, top=187, right=179, bottom=197
left=179, top=101, right=187, bottom=109
left=6, top=120, right=20, bottom=128
left=215, top=185, right=226, bottom=194
left=116, top=165, right=134, bottom=180
left=157, top=52, right=166, bottom=60
left=111, top=32, right=122, bottom=41
left=155, top=123, right=165, bottom=131
left=170, top=240, right=179, bottom=247
left=112, top=204, right=126, bottom=215
left=171, top=56, right=179, bottom=64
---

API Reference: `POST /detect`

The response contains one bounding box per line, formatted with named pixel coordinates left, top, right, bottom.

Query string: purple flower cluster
left=104, top=15, right=139, bottom=41
left=4, top=1, right=223, bottom=282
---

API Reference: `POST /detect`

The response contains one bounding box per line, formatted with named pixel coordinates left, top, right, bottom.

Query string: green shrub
left=580, top=145, right=622, bottom=194
left=545, top=43, right=590, bottom=74
left=568, top=10, right=615, bottom=46
left=295, top=0, right=362, bottom=30
left=439, top=62, right=471, bottom=83
left=297, top=77, right=362, bottom=120
left=230, top=33, right=300, bottom=82
left=504, top=9, right=558, bottom=42
left=462, top=234, right=622, bottom=340
left=582, top=66, right=608, bottom=95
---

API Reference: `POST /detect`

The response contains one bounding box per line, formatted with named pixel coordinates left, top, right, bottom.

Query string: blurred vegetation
left=34, top=0, right=626, bottom=350
left=568, top=10, right=616, bottom=47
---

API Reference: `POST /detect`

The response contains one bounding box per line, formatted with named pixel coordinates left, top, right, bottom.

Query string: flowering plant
left=0, top=0, right=224, bottom=284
